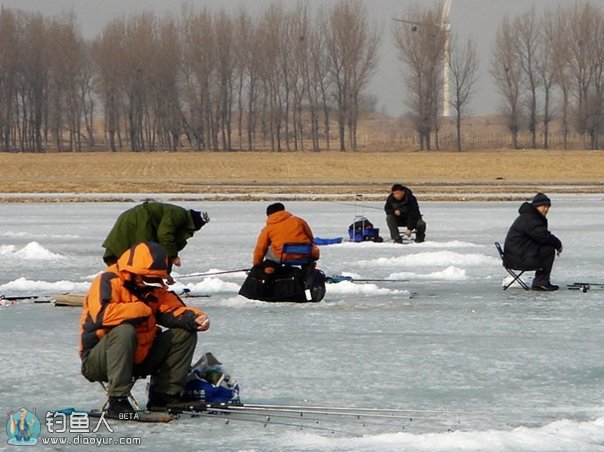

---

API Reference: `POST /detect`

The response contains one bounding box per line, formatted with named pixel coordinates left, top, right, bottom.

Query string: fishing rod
left=173, top=402, right=472, bottom=433
left=0, top=294, right=53, bottom=303
left=240, top=402, right=531, bottom=419
left=202, top=404, right=449, bottom=422
left=176, top=288, right=210, bottom=298
left=242, top=402, right=450, bottom=414
left=177, top=268, right=251, bottom=279
left=334, top=201, right=384, bottom=211
left=173, top=403, right=454, bottom=432
left=326, top=275, right=409, bottom=284
left=568, top=282, right=604, bottom=287
left=175, top=408, right=362, bottom=436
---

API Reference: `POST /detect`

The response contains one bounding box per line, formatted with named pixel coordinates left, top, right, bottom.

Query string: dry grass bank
left=1, top=150, right=603, bottom=201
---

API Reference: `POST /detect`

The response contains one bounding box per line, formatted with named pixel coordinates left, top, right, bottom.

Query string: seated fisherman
left=79, top=241, right=210, bottom=417
left=503, top=193, right=563, bottom=291
left=252, top=202, right=320, bottom=269
left=384, top=183, right=426, bottom=243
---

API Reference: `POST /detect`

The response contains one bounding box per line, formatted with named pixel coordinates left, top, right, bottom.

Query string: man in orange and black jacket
left=80, top=241, right=210, bottom=417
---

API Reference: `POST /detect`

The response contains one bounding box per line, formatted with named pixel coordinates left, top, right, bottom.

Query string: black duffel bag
left=239, top=262, right=325, bottom=303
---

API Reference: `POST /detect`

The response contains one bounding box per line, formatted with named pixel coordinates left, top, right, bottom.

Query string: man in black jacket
left=503, top=193, right=563, bottom=291
left=384, top=184, right=426, bottom=243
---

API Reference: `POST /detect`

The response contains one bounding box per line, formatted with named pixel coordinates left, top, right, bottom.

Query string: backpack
left=348, top=217, right=383, bottom=242
left=183, top=352, right=240, bottom=404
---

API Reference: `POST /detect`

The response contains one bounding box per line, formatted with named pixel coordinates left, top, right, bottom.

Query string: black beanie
left=190, top=210, right=204, bottom=230
left=391, top=183, right=404, bottom=192
left=531, top=193, right=551, bottom=207
left=266, top=202, right=285, bottom=216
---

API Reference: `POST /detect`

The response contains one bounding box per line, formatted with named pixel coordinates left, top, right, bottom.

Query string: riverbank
left=1, top=150, right=603, bottom=202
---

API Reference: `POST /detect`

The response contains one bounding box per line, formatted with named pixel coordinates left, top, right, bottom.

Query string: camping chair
left=494, top=241, right=537, bottom=291
left=99, top=380, right=142, bottom=411
left=280, top=243, right=314, bottom=267
left=397, top=227, right=416, bottom=243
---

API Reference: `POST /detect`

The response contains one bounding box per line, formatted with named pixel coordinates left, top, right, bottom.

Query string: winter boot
left=531, top=283, right=559, bottom=291
left=106, top=396, right=136, bottom=419
left=147, top=391, right=193, bottom=412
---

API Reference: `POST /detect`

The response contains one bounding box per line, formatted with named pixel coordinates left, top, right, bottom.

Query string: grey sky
left=0, top=0, right=580, bottom=116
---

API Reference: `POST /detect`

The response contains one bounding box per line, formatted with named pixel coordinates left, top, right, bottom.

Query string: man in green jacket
left=102, top=202, right=209, bottom=282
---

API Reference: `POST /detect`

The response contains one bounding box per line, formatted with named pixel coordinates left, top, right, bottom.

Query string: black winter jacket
left=503, top=202, right=562, bottom=269
left=384, top=187, right=422, bottom=229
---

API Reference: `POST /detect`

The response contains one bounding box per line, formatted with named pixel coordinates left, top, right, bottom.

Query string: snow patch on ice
left=172, top=277, right=241, bottom=294
left=364, top=251, right=498, bottom=267
left=0, top=242, right=64, bottom=260
left=326, top=240, right=480, bottom=249
left=0, top=277, right=90, bottom=293
left=327, top=280, right=407, bottom=295
left=284, top=416, right=604, bottom=451
left=388, top=266, right=468, bottom=281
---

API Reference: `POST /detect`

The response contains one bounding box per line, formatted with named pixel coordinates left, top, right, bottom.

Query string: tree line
left=491, top=3, right=604, bottom=150
left=0, top=1, right=603, bottom=152
left=0, top=1, right=378, bottom=152
left=395, top=2, right=604, bottom=151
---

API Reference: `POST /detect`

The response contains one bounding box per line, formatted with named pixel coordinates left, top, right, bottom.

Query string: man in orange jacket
left=253, top=202, right=320, bottom=266
left=80, top=241, right=210, bottom=417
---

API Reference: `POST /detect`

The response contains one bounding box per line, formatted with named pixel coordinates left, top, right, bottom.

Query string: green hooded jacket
left=102, top=202, right=196, bottom=260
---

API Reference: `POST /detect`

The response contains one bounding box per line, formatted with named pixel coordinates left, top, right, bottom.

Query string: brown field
left=1, top=149, right=603, bottom=202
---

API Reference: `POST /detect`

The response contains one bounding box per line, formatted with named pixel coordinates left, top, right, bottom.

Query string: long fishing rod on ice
left=177, top=268, right=251, bottom=279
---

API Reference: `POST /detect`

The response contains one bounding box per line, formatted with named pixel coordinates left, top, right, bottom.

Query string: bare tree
left=566, top=3, right=604, bottom=149
left=183, top=8, right=216, bottom=150
left=47, top=14, right=89, bottom=152
left=232, top=8, right=252, bottom=150
left=394, top=5, right=447, bottom=150
left=18, top=13, right=51, bottom=151
left=491, top=16, right=524, bottom=149
left=213, top=11, right=235, bottom=151
left=289, top=1, right=310, bottom=152
left=539, top=10, right=563, bottom=150
left=514, top=8, right=541, bottom=149
left=544, top=7, right=574, bottom=149
left=93, top=19, right=126, bottom=151
left=447, top=36, right=478, bottom=151
left=0, top=8, right=19, bottom=151
left=326, top=0, right=380, bottom=151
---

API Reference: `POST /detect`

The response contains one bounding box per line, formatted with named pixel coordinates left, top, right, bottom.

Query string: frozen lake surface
left=1, top=197, right=604, bottom=450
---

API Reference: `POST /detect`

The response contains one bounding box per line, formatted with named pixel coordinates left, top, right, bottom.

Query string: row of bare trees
left=492, top=3, right=604, bottom=150
left=395, top=2, right=604, bottom=151
left=393, top=4, right=478, bottom=151
left=2, top=1, right=604, bottom=152
left=0, top=1, right=379, bottom=152
left=0, top=9, right=94, bottom=152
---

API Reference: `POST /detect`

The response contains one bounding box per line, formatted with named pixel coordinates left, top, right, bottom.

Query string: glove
left=201, top=211, right=210, bottom=224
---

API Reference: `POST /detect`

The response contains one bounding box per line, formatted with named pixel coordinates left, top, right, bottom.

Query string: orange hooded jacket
left=253, top=210, right=320, bottom=265
left=79, top=241, right=204, bottom=364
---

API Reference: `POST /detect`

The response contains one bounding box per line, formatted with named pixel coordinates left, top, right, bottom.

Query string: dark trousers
left=82, top=324, right=197, bottom=397
left=386, top=214, right=426, bottom=242
left=532, top=245, right=556, bottom=286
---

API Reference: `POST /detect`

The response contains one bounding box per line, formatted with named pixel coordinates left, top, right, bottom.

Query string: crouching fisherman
left=79, top=241, right=210, bottom=418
